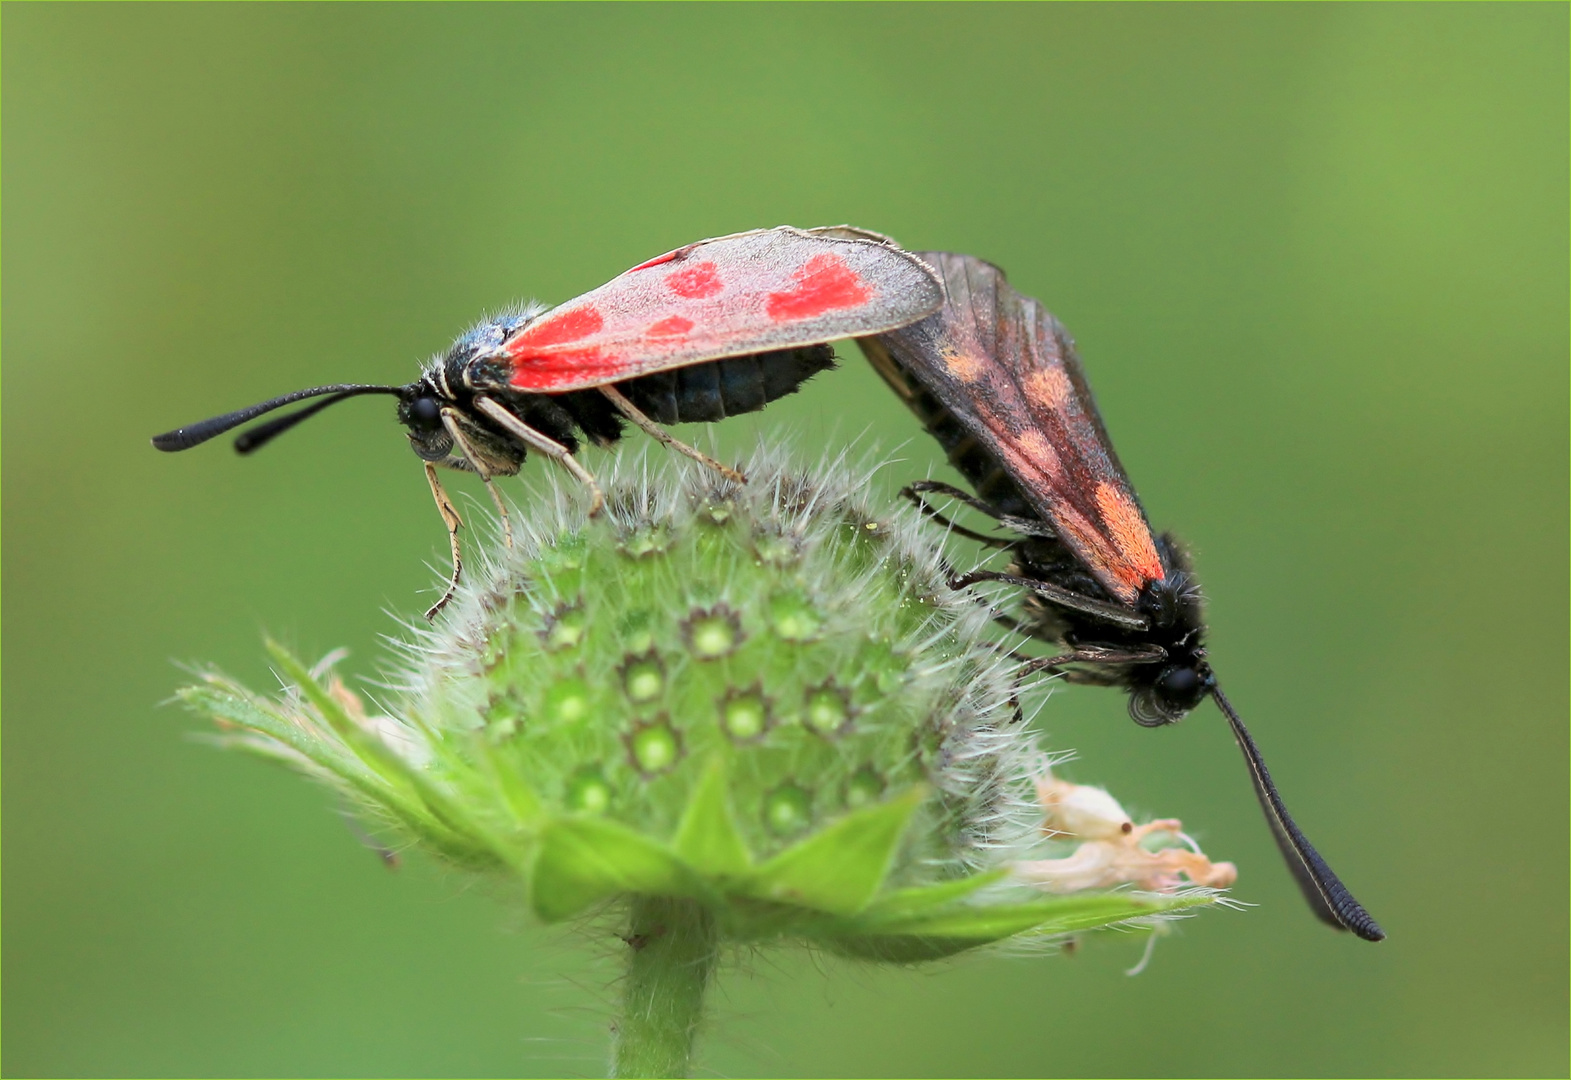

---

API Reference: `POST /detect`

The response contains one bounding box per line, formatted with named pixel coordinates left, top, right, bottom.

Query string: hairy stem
left=611, top=896, right=720, bottom=1078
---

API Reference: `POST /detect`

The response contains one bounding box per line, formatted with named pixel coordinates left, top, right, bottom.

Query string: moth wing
left=862, top=252, right=1163, bottom=605
left=498, top=226, right=944, bottom=392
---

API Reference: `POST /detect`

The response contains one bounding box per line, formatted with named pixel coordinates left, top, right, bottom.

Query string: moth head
left=1129, top=662, right=1215, bottom=727
left=397, top=380, right=455, bottom=462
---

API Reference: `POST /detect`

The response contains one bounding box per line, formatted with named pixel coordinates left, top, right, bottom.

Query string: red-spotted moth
left=154, top=226, right=943, bottom=615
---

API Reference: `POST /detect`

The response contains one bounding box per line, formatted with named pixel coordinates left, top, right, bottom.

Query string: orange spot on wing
left=941, top=347, right=986, bottom=383
left=1024, top=366, right=1073, bottom=410
left=1012, top=430, right=1064, bottom=481
left=1052, top=506, right=1141, bottom=602
left=1094, top=482, right=1163, bottom=588
left=993, top=428, right=1150, bottom=604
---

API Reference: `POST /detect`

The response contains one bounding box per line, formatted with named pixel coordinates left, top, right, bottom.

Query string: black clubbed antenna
left=233, top=390, right=373, bottom=455
left=151, top=384, right=403, bottom=452
left=1212, top=686, right=1385, bottom=942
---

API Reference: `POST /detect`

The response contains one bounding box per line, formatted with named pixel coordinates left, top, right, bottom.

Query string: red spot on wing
left=629, top=250, right=683, bottom=273
left=510, top=305, right=604, bottom=348
left=646, top=315, right=694, bottom=338
left=505, top=306, right=621, bottom=389
left=766, top=254, right=872, bottom=322
left=665, top=262, right=723, bottom=299
left=509, top=346, right=623, bottom=390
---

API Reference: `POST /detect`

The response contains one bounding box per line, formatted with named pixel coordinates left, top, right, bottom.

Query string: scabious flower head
left=184, top=450, right=1223, bottom=962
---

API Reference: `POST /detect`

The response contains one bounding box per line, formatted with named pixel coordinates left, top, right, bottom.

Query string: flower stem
left=611, top=896, right=719, bottom=1079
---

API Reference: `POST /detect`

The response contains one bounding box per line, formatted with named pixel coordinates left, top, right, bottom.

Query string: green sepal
left=481, top=754, right=546, bottom=828
left=181, top=680, right=420, bottom=823
left=183, top=684, right=502, bottom=868
left=1010, top=889, right=1215, bottom=937
left=823, top=890, right=1215, bottom=962
left=855, top=868, right=1010, bottom=919
left=740, top=785, right=925, bottom=915
left=823, top=932, right=1004, bottom=963
left=265, top=644, right=526, bottom=872
left=672, top=756, right=753, bottom=877
left=451, top=724, right=544, bottom=830
left=529, top=816, right=717, bottom=923
left=265, top=642, right=417, bottom=788
left=194, top=729, right=322, bottom=770
left=181, top=681, right=352, bottom=773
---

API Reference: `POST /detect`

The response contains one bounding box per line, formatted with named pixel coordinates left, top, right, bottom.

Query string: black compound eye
left=410, top=396, right=442, bottom=426
left=1158, top=666, right=1201, bottom=699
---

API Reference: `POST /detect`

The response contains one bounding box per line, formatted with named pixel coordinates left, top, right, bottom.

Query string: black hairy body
left=400, top=344, right=835, bottom=469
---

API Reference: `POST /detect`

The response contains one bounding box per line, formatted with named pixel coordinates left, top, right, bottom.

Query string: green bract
left=181, top=452, right=1218, bottom=1075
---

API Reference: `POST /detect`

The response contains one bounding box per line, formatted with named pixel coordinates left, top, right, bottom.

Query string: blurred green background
left=5, top=4, right=1566, bottom=1077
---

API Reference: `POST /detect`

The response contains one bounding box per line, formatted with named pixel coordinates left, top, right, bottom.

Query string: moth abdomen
left=616, top=346, right=835, bottom=425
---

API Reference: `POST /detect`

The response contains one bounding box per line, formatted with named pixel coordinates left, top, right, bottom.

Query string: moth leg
left=950, top=569, right=1151, bottom=631
left=906, top=480, right=996, bottom=512
left=993, top=611, right=1031, bottom=635
left=1008, top=692, right=1026, bottom=725
left=983, top=637, right=1038, bottom=666
left=998, top=646, right=1147, bottom=700
left=1017, top=644, right=1168, bottom=679
left=423, top=462, right=464, bottom=620
left=472, top=396, right=606, bottom=516
left=902, top=486, right=1016, bottom=548
left=598, top=384, right=747, bottom=484
left=440, top=409, right=513, bottom=551
left=905, top=481, right=1056, bottom=539
left=1055, top=667, right=1128, bottom=688
left=945, top=585, right=1088, bottom=656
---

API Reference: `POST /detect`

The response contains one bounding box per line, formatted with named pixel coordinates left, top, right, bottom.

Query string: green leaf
left=672, top=756, right=752, bottom=877
left=530, top=816, right=715, bottom=923
left=741, top=785, right=925, bottom=915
